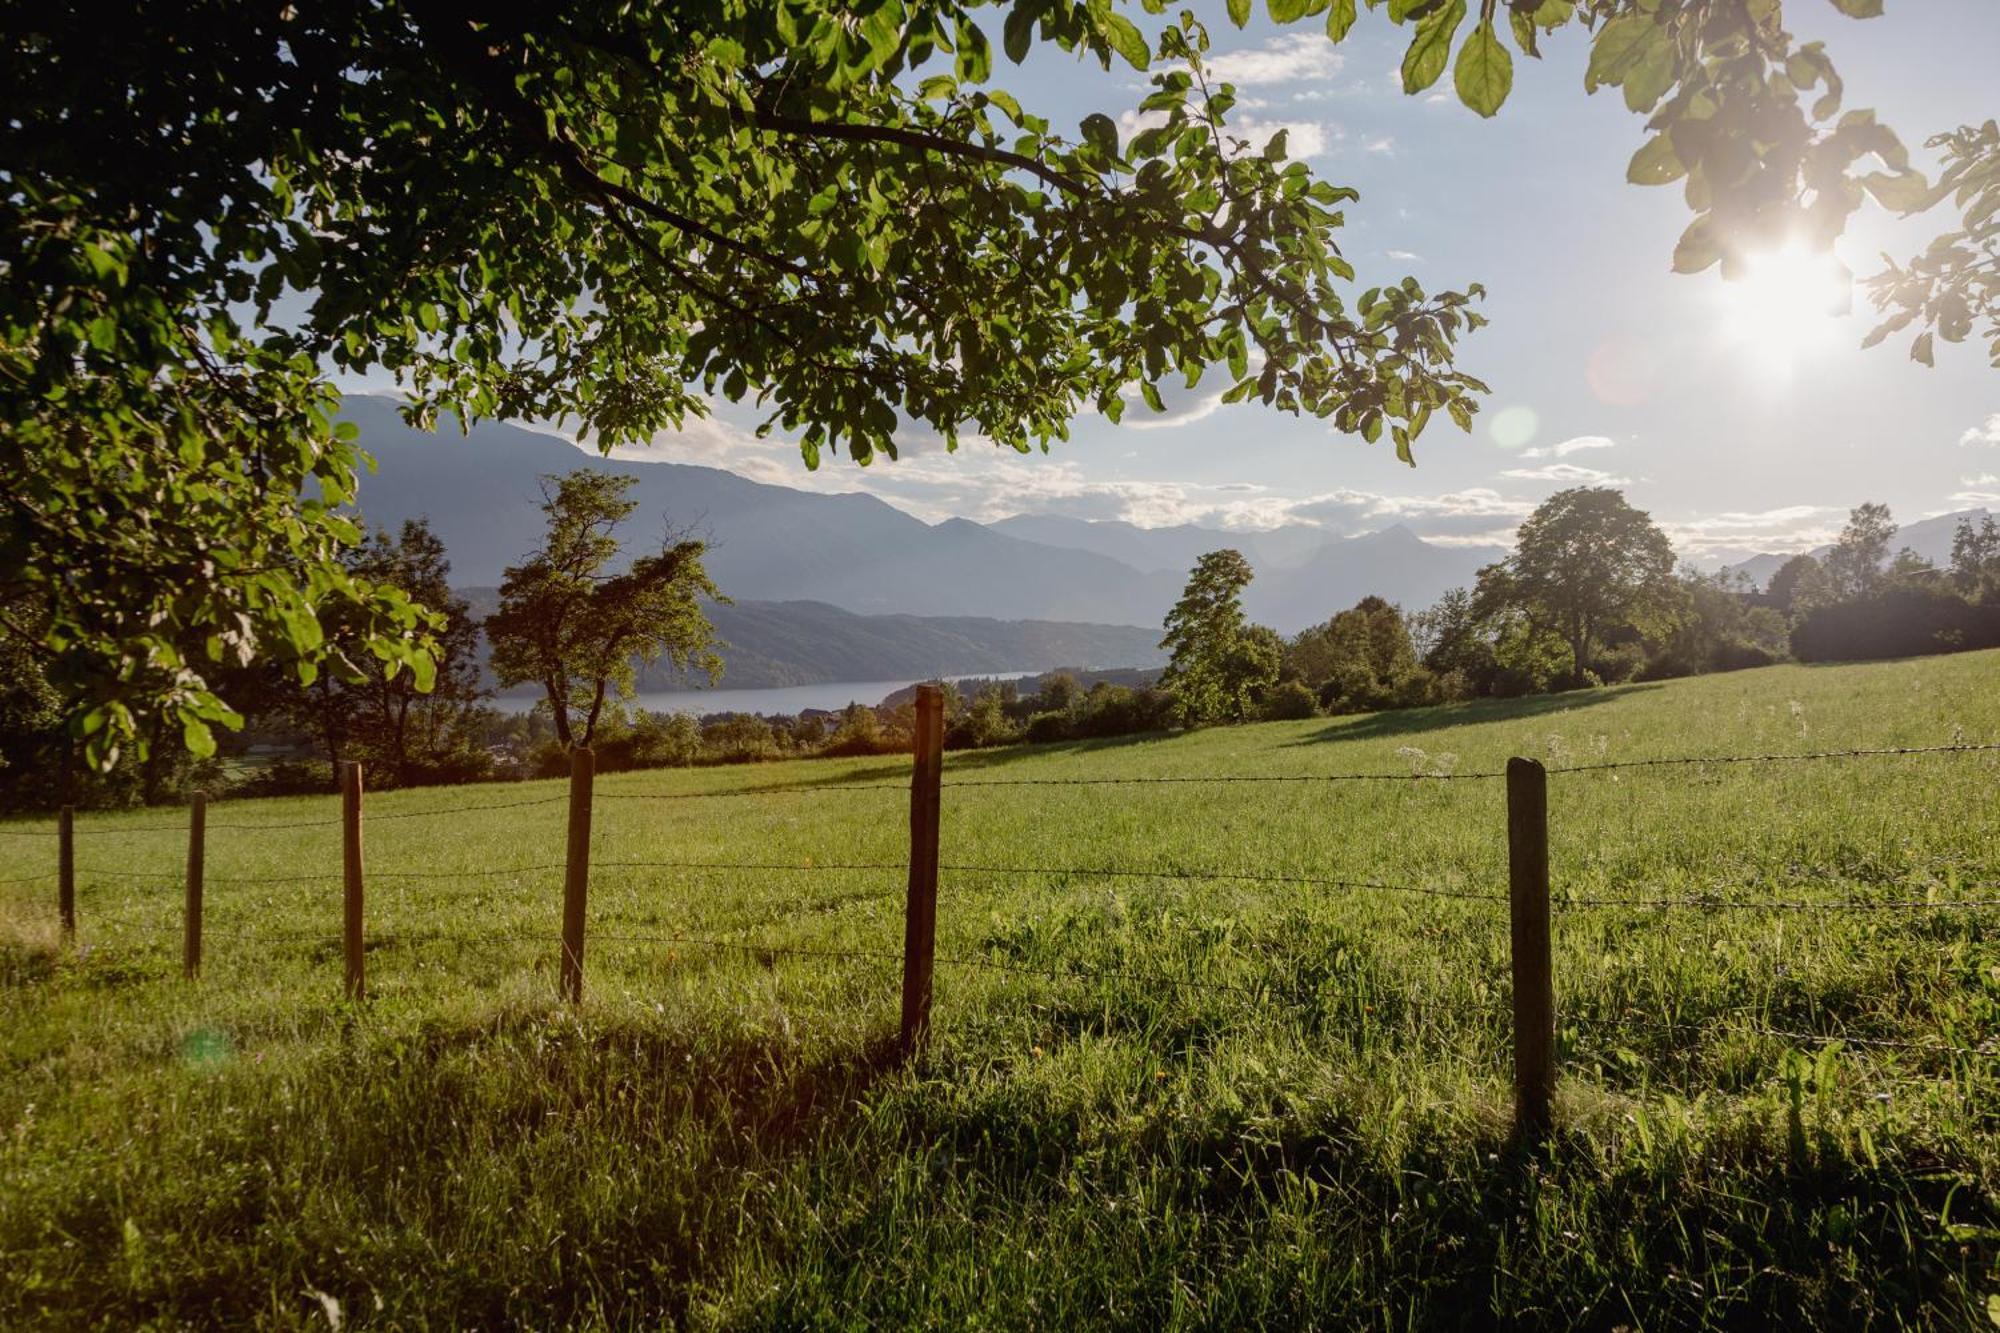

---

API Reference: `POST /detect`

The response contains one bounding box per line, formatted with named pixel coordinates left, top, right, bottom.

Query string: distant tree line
left=1152, top=486, right=2000, bottom=729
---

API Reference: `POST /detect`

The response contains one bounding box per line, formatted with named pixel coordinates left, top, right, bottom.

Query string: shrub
left=1024, top=711, right=1073, bottom=744
left=1259, top=679, right=1320, bottom=720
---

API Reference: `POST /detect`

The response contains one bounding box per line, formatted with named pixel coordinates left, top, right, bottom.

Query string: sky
left=386, top=4, right=2000, bottom=566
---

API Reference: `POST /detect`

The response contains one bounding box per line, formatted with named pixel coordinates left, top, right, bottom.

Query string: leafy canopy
left=4, top=0, right=1986, bottom=772
left=4, top=0, right=1494, bottom=768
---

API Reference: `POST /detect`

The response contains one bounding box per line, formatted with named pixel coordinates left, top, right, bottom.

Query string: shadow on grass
left=707, top=728, right=1190, bottom=793
left=1286, top=683, right=1665, bottom=749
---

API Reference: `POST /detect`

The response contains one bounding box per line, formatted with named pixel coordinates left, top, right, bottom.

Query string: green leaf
left=1627, top=134, right=1685, bottom=186
left=181, top=717, right=217, bottom=759
left=1326, top=0, right=1358, bottom=41
left=1453, top=20, right=1512, bottom=117
left=1671, top=215, right=1722, bottom=273
left=1002, top=4, right=1037, bottom=63
left=1861, top=170, right=1932, bottom=214
left=1584, top=15, right=1651, bottom=92
left=1910, top=331, right=1934, bottom=366
left=1400, top=0, right=1465, bottom=95
left=1828, top=0, right=1883, bottom=14
left=1228, top=0, right=1253, bottom=27
left=1103, top=14, right=1151, bottom=70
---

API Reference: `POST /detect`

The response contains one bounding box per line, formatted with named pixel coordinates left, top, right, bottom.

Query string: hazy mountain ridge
left=457, top=588, right=1166, bottom=692
left=1721, top=509, right=1993, bottom=590
left=343, top=396, right=1501, bottom=637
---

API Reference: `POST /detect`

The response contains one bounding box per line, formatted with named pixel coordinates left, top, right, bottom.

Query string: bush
left=1024, top=711, right=1073, bottom=744
left=945, top=689, right=1019, bottom=751
left=1259, top=679, right=1320, bottom=720
left=1791, top=586, right=2000, bottom=662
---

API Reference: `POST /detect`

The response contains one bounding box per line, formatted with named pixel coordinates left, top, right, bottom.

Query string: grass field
left=3, top=653, right=1999, bottom=1329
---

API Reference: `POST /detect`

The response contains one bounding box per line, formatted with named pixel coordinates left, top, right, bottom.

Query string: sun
left=1714, top=240, right=1852, bottom=374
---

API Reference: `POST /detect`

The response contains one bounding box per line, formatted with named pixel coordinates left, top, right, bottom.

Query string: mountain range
left=1721, top=509, right=1993, bottom=590
left=340, top=396, right=1504, bottom=684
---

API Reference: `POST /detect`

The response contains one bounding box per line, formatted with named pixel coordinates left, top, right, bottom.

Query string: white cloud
left=1662, top=506, right=1842, bottom=560
left=1204, top=33, right=1345, bottom=86
left=1520, top=435, right=1616, bottom=460
left=1119, top=388, right=1229, bottom=432
left=1498, top=463, right=1632, bottom=485
left=1950, top=490, right=2000, bottom=507
left=1961, top=412, right=2000, bottom=447
left=1385, top=249, right=1423, bottom=262
left=1363, top=136, right=1396, bottom=155
left=1964, top=473, right=1999, bottom=486
left=1286, top=487, right=1533, bottom=545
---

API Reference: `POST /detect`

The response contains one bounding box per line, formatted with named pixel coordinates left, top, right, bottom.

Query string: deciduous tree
left=1497, top=487, right=1678, bottom=678
left=486, top=473, right=723, bottom=748
left=1160, top=549, right=1278, bottom=725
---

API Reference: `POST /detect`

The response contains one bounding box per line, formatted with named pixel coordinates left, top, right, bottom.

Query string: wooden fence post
left=184, top=791, right=206, bottom=980
left=900, top=684, right=945, bottom=1057
left=58, top=805, right=75, bottom=941
left=560, top=746, right=594, bottom=1005
left=341, top=761, right=365, bottom=1000
left=1506, top=756, right=1556, bottom=1142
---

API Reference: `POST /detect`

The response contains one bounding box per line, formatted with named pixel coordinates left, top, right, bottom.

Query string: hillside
left=457, top=590, right=1166, bottom=691
left=5, top=651, right=1997, bottom=1327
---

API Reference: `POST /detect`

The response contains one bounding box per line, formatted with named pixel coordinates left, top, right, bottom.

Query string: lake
left=490, top=672, right=1043, bottom=718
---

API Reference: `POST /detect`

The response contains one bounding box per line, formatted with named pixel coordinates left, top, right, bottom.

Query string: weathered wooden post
left=341, top=761, right=365, bottom=1000
left=57, top=804, right=75, bottom=941
left=560, top=745, right=595, bottom=1005
left=900, top=684, right=945, bottom=1057
left=184, top=791, right=206, bottom=979
left=1506, top=756, right=1556, bottom=1142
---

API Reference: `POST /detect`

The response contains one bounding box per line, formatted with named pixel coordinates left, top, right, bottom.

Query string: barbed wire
left=598, top=783, right=907, bottom=802
left=1546, top=741, right=2000, bottom=777
left=939, top=770, right=1500, bottom=789
left=595, top=858, right=905, bottom=875
left=1561, top=891, right=2000, bottom=912
left=940, top=862, right=1505, bottom=902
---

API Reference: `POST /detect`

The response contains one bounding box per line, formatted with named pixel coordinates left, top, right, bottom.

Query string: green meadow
left=2, top=652, right=1997, bottom=1329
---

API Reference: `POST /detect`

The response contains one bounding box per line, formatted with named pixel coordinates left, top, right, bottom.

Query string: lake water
left=491, top=672, right=1042, bottom=718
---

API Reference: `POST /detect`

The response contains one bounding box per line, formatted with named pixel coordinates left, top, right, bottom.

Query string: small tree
left=1285, top=596, right=1428, bottom=714
left=487, top=472, right=723, bottom=748
left=1822, top=502, right=1897, bottom=601
left=1502, top=488, right=1678, bottom=678
left=1951, top=514, right=2000, bottom=600
left=1160, top=550, right=1278, bottom=726
left=351, top=521, right=489, bottom=785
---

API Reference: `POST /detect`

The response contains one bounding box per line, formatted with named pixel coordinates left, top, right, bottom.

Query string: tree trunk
left=544, top=677, right=572, bottom=748
left=582, top=678, right=608, bottom=748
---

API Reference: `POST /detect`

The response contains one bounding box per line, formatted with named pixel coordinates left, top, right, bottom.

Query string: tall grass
left=2, top=653, right=1997, bottom=1328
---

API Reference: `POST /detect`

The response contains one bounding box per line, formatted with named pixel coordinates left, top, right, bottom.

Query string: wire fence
left=4, top=718, right=1996, bottom=1132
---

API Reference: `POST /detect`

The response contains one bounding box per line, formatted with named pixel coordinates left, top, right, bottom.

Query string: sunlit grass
left=2, top=653, right=1997, bottom=1327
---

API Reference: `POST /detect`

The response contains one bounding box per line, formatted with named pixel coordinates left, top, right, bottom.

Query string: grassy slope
left=2, top=654, right=1998, bottom=1329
